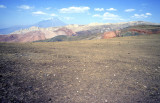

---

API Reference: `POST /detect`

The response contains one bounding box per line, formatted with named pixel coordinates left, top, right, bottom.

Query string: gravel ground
left=0, top=35, right=160, bottom=103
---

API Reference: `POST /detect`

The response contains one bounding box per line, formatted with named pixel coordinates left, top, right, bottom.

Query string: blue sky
left=0, top=0, right=160, bottom=28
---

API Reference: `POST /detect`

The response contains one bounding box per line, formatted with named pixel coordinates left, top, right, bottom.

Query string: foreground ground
left=0, top=35, right=160, bottom=103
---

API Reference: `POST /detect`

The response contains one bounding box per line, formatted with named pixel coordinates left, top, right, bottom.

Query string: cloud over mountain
left=93, top=12, right=122, bottom=21
left=132, top=13, right=152, bottom=18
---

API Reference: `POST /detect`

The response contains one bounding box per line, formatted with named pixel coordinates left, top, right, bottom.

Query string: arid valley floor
left=0, top=35, right=160, bottom=103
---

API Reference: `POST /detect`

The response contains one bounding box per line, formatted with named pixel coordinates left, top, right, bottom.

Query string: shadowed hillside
left=0, top=34, right=160, bottom=103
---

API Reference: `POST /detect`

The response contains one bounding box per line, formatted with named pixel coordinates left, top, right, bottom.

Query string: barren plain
left=0, top=34, right=160, bottom=103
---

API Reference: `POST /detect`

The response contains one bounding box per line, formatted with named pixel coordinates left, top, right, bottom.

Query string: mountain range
left=0, top=21, right=160, bottom=43
left=0, top=17, right=66, bottom=34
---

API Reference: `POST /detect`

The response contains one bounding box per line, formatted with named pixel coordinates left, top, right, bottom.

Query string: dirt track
left=0, top=35, right=160, bottom=103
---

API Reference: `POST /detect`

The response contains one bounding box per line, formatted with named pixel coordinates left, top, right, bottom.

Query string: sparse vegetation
left=0, top=34, right=160, bottom=103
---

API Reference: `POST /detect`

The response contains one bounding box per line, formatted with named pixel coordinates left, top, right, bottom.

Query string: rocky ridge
left=0, top=21, right=160, bottom=42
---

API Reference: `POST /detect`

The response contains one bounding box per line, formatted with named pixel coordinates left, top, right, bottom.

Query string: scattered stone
left=76, top=77, right=79, bottom=80
left=105, top=66, right=109, bottom=68
left=53, top=74, right=56, bottom=76
left=48, top=98, right=52, bottom=101
left=28, top=86, right=32, bottom=89
left=105, top=99, right=108, bottom=102
left=143, top=85, right=147, bottom=88
left=158, top=66, right=160, bottom=69
left=114, top=74, right=116, bottom=76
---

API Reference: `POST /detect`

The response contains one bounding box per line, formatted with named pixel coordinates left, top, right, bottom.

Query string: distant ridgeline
left=0, top=21, right=160, bottom=43
left=0, top=18, right=67, bottom=34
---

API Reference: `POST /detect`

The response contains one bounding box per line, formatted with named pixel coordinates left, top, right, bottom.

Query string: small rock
left=76, top=77, right=79, bottom=80
left=28, top=86, right=32, bottom=89
left=143, top=85, right=147, bottom=88
left=114, top=74, right=116, bottom=76
left=105, top=99, right=108, bottom=102
left=105, top=66, right=109, bottom=68
left=158, top=66, right=160, bottom=69
left=48, top=98, right=52, bottom=101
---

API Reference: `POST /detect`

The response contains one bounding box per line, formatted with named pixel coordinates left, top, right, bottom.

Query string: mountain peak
left=33, top=18, right=67, bottom=28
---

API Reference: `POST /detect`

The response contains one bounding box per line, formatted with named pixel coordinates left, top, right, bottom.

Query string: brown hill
left=54, top=27, right=75, bottom=36
left=0, top=31, right=46, bottom=42
left=0, top=28, right=75, bottom=42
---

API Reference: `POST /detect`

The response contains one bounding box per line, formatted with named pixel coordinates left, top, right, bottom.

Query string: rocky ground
left=0, top=34, right=160, bottom=103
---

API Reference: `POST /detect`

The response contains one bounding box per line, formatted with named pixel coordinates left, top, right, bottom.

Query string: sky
left=0, top=0, right=160, bottom=28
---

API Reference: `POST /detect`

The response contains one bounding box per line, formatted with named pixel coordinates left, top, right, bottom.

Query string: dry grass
left=0, top=34, right=160, bottom=103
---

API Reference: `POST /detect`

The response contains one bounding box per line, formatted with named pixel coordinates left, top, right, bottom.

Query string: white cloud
left=63, top=17, right=74, bottom=20
left=46, top=7, right=51, bottom=10
left=132, top=13, right=152, bottom=18
left=18, top=5, right=33, bottom=10
left=0, top=5, right=6, bottom=8
left=103, top=12, right=120, bottom=20
left=146, top=13, right=152, bottom=16
left=59, top=6, right=90, bottom=13
left=92, top=14, right=102, bottom=17
left=125, top=9, right=135, bottom=12
left=94, top=8, right=104, bottom=11
left=93, top=12, right=123, bottom=21
left=50, top=13, right=57, bottom=16
left=32, top=11, right=46, bottom=15
left=106, top=8, right=117, bottom=11
left=132, top=14, right=147, bottom=18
